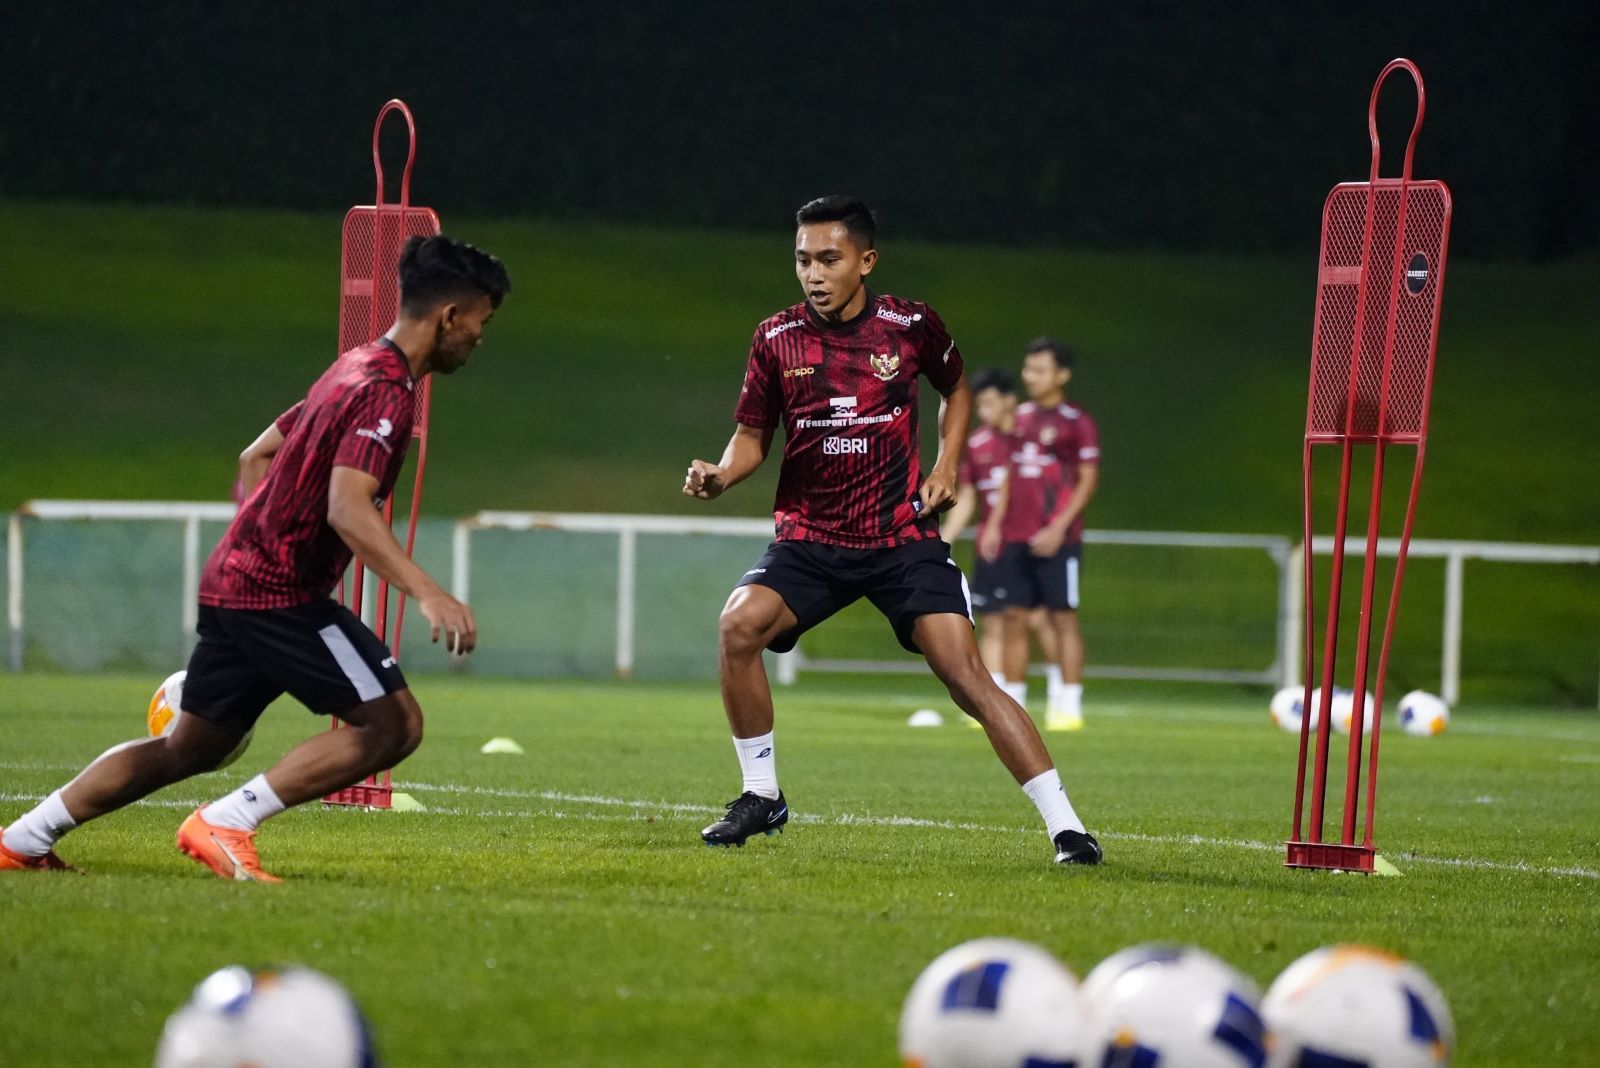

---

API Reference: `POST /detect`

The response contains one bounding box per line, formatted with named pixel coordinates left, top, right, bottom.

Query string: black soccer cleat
left=701, top=791, right=789, bottom=847
left=1053, top=829, right=1103, bottom=866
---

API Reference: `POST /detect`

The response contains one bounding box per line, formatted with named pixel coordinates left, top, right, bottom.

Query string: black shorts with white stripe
left=736, top=537, right=973, bottom=656
left=182, top=601, right=407, bottom=729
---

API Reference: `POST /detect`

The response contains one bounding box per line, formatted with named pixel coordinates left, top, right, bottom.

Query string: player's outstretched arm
left=683, top=422, right=773, bottom=502
left=237, top=421, right=287, bottom=499
left=920, top=373, right=972, bottom=514
left=328, top=465, right=476, bottom=654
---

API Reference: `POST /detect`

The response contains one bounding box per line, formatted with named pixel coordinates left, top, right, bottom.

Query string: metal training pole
left=1287, top=59, right=1452, bottom=872
left=324, top=99, right=442, bottom=809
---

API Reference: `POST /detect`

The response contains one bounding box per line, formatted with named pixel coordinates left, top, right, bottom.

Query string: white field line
left=3, top=783, right=1594, bottom=882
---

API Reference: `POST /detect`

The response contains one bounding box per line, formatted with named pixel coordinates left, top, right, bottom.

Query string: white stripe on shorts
left=1066, top=556, right=1080, bottom=611
left=950, top=558, right=975, bottom=622
left=318, top=623, right=384, bottom=702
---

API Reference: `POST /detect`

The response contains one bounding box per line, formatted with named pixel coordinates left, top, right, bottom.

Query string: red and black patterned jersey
left=734, top=292, right=965, bottom=549
left=956, top=425, right=1015, bottom=531
left=1006, top=401, right=1101, bottom=544
left=200, top=339, right=418, bottom=610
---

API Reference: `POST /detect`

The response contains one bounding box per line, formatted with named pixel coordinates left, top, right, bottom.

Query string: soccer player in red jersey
left=683, top=197, right=1100, bottom=866
left=1, top=236, right=509, bottom=880
left=1004, top=337, right=1101, bottom=731
left=941, top=368, right=1023, bottom=695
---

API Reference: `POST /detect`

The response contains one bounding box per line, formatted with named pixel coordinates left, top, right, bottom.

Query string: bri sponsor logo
left=823, top=436, right=868, bottom=455
left=765, top=319, right=804, bottom=340
left=875, top=306, right=923, bottom=328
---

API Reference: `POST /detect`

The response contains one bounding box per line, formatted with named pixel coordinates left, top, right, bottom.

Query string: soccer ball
left=1398, top=691, right=1450, bottom=737
left=899, top=937, right=1092, bottom=1068
left=1331, top=688, right=1377, bottom=735
left=1081, top=944, right=1266, bottom=1067
left=148, top=670, right=253, bottom=769
left=1269, top=687, right=1323, bottom=733
left=156, top=965, right=377, bottom=1068
left=1261, top=945, right=1454, bottom=1067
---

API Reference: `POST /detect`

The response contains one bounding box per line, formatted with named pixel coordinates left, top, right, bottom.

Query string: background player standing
left=1002, top=337, right=1101, bottom=731
left=682, top=196, right=1100, bottom=867
left=1, top=236, right=509, bottom=881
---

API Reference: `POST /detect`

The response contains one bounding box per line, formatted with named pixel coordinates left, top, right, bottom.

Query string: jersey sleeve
left=273, top=400, right=306, bottom=434
left=1076, top=411, right=1101, bottom=465
left=732, top=328, right=781, bottom=428
left=918, top=307, right=964, bottom=395
left=331, top=384, right=413, bottom=479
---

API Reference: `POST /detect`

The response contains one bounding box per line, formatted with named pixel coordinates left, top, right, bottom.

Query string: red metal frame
left=1287, top=60, right=1453, bottom=871
left=324, top=100, right=442, bottom=809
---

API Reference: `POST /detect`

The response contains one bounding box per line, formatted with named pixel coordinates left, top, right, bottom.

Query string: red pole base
left=323, top=774, right=393, bottom=809
left=1285, top=840, right=1376, bottom=873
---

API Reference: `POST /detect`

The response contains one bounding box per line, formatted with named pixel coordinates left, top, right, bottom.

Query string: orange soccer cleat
left=0, top=827, right=79, bottom=872
left=175, top=809, right=282, bottom=883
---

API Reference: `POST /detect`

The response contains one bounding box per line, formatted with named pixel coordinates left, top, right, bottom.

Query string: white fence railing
left=1288, top=537, right=1600, bottom=706
left=8, top=500, right=1597, bottom=705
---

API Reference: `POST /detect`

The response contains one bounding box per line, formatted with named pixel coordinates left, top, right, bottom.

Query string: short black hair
left=970, top=367, right=1017, bottom=396
left=398, top=235, right=511, bottom=316
left=1024, top=336, right=1076, bottom=371
left=795, top=195, right=876, bottom=249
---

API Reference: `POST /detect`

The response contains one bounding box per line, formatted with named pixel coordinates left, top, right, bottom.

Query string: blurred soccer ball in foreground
left=156, top=965, right=378, bottom=1068
left=1269, top=687, right=1324, bottom=733
left=1081, top=943, right=1266, bottom=1067
left=1262, top=945, right=1454, bottom=1068
left=148, top=670, right=253, bottom=769
left=1397, top=690, right=1451, bottom=737
left=899, top=937, right=1091, bottom=1067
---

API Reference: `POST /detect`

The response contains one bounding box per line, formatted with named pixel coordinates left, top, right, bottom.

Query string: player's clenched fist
left=684, top=459, right=726, bottom=501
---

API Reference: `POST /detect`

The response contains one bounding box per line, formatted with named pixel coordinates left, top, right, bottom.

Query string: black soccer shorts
left=735, top=537, right=973, bottom=656
left=969, top=543, right=1029, bottom=615
left=1012, top=541, right=1084, bottom=612
left=181, top=600, right=408, bottom=729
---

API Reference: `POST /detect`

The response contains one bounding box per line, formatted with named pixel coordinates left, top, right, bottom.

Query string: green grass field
left=3, top=673, right=1596, bottom=1065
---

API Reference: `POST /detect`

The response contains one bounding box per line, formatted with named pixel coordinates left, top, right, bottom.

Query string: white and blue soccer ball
left=156, top=965, right=378, bottom=1068
left=1081, top=944, right=1266, bottom=1068
left=1331, top=688, right=1377, bottom=735
left=899, top=937, right=1092, bottom=1068
left=1262, top=945, right=1454, bottom=1067
left=1397, top=691, right=1451, bottom=737
left=1270, top=687, right=1323, bottom=733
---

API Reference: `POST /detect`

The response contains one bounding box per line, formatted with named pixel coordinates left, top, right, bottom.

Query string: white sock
left=1021, top=769, right=1085, bottom=837
left=733, top=732, right=779, bottom=800
left=989, top=669, right=1006, bottom=689
left=201, top=774, right=286, bottom=832
left=1059, top=683, right=1083, bottom=717
left=1046, top=664, right=1064, bottom=701
left=2, top=790, right=78, bottom=857
left=1003, top=681, right=1029, bottom=708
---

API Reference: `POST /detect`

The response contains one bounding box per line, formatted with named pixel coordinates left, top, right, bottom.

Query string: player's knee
left=935, top=653, right=992, bottom=706
left=718, top=604, right=771, bottom=657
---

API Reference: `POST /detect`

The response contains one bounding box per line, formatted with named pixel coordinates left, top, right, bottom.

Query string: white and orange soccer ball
left=1269, top=687, right=1323, bottom=733
left=148, top=670, right=252, bottom=769
left=1398, top=690, right=1451, bottom=737
left=899, top=937, right=1093, bottom=1068
left=156, top=965, right=376, bottom=1068
left=1081, top=943, right=1266, bottom=1067
left=1262, top=945, right=1454, bottom=1067
left=1331, top=688, right=1377, bottom=735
